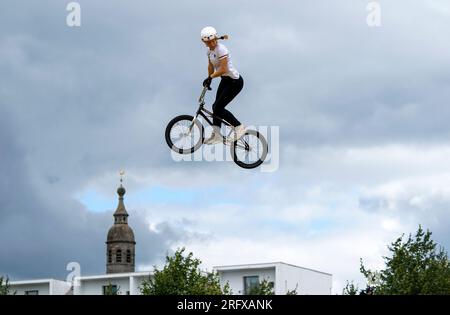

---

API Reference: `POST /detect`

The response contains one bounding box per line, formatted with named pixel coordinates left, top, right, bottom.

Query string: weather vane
left=119, top=170, right=125, bottom=186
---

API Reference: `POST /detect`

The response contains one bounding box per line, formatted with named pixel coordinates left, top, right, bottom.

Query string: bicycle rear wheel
left=231, top=130, right=268, bottom=169
left=165, top=115, right=204, bottom=154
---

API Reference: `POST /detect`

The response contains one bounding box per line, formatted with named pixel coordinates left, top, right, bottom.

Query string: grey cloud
left=0, top=105, right=190, bottom=280
left=363, top=195, right=450, bottom=252
left=358, top=196, right=389, bottom=213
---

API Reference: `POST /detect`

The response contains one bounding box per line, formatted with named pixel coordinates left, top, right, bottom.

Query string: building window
left=108, top=250, right=112, bottom=263
left=116, top=249, right=122, bottom=263
left=126, top=250, right=131, bottom=263
left=243, top=276, right=260, bottom=295
left=102, top=285, right=118, bottom=295
left=25, top=290, right=39, bottom=295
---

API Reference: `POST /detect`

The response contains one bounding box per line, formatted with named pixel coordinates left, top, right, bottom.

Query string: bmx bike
left=165, top=86, right=268, bottom=169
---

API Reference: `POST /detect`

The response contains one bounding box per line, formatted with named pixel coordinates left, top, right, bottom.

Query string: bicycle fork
left=188, top=112, right=201, bottom=135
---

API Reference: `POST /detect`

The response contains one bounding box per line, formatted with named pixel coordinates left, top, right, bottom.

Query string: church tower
left=106, top=174, right=136, bottom=274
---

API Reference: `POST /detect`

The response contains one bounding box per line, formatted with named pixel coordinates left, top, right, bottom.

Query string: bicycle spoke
left=170, top=120, right=201, bottom=151
left=234, top=132, right=265, bottom=165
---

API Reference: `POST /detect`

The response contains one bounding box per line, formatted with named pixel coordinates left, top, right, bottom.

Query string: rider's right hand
left=203, top=76, right=212, bottom=90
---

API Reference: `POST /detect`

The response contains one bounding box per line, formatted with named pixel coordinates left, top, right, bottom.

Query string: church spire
left=114, top=171, right=129, bottom=223
left=106, top=170, right=136, bottom=274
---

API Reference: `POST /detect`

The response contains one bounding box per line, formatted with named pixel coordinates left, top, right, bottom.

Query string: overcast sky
left=1, top=0, right=450, bottom=294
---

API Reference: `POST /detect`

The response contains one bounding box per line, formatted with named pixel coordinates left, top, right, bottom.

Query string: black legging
left=212, top=75, right=244, bottom=127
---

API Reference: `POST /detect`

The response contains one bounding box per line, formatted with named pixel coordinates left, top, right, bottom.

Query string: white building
left=73, top=271, right=152, bottom=295
left=214, top=262, right=332, bottom=295
left=9, top=279, right=72, bottom=295
left=10, top=263, right=332, bottom=295
left=8, top=183, right=332, bottom=295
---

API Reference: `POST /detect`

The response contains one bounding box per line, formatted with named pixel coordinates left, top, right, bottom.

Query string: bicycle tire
left=231, top=130, right=268, bottom=169
left=165, top=115, right=204, bottom=154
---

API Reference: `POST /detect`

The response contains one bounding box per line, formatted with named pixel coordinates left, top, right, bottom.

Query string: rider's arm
left=210, top=57, right=229, bottom=79
left=208, top=60, right=214, bottom=76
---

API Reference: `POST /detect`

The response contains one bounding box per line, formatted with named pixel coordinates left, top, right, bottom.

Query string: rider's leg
left=204, top=81, right=225, bottom=145
left=212, top=76, right=246, bottom=140
left=206, top=76, right=244, bottom=145
left=212, top=76, right=244, bottom=127
left=211, top=77, right=228, bottom=126
left=205, top=78, right=228, bottom=145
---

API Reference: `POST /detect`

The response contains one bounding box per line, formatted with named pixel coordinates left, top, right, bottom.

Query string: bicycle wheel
left=231, top=130, right=268, bottom=169
left=165, top=115, right=204, bottom=154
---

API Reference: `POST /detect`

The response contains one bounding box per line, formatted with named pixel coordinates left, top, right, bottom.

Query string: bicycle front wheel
left=231, top=130, right=268, bottom=169
left=165, top=115, right=204, bottom=154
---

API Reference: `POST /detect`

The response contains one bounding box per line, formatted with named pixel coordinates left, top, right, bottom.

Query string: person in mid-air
left=200, top=26, right=246, bottom=144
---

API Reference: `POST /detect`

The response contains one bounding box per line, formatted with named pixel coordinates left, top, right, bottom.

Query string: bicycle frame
left=190, top=86, right=249, bottom=150
left=192, top=86, right=234, bottom=138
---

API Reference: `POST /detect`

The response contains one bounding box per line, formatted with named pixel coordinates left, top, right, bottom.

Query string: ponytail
left=218, top=34, right=229, bottom=40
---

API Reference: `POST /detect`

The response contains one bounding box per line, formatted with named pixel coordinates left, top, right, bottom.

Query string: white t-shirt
left=207, top=43, right=240, bottom=79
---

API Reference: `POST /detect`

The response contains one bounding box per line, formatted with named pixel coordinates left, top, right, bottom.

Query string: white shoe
left=204, top=132, right=223, bottom=145
left=233, top=124, right=246, bottom=141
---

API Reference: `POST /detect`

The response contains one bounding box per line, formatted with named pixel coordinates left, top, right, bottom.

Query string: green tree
left=286, top=284, right=299, bottom=295
left=248, top=279, right=275, bottom=295
left=103, top=282, right=121, bottom=295
left=140, top=248, right=232, bottom=295
left=360, top=225, right=450, bottom=295
left=342, top=281, right=359, bottom=295
left=0, top=276, right=16, bottom=295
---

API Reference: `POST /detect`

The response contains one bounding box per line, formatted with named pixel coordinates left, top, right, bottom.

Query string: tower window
left=116, top=249, right=122, bottom=263
left=126, top=250, right=131, bottom=263
left=108, top=250, right=112, bottom=263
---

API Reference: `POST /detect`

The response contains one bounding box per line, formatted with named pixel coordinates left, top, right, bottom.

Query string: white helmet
left=200, top=26, right=218, bottom=41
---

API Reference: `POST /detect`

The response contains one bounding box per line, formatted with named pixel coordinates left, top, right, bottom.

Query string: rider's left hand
left=203, top=76, right=212, bottom=90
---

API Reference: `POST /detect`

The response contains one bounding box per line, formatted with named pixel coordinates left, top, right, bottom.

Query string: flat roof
left=10, top=279, right=66, bottom=285
left=76, top=271, right=153, bottom=281
left=213, top=262, right=332, bottom=276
